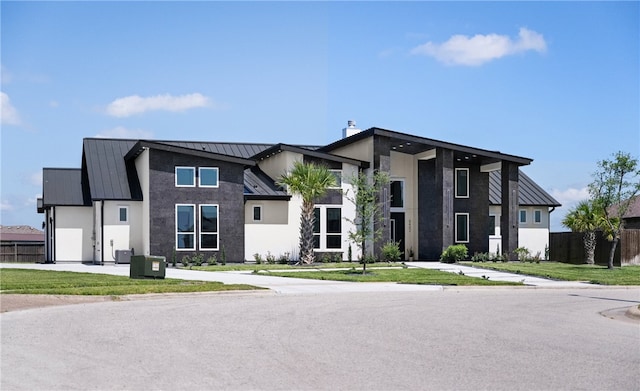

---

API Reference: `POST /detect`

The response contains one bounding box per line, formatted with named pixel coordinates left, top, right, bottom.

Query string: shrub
left=381, top=241, right=402, bottom=262
left=277, top=253, right=290, bottom=265
left=181, top=255, right=191, bottom=267
left=191, top=253, right=204, bottom=266
left=440, top=244, right=468, bottom=263
left=265, top=251, right=276, bottom=264
left=360, top=254, right=377, bottom=264
left=253, top=253, right=263, bottom=264
left=332, top=252, right=342, bottom=263
left=348, top=245, right=353, bottom=262
left=220, top=246, right=226, bottom=265
left=207, top=255, right=217, bottom=265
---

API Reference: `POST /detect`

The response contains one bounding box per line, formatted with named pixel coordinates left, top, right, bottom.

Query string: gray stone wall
left=148, top=149, right=246, bottom=263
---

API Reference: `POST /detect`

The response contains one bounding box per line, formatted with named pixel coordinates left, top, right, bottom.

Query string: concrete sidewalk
left=406, top=262, right=595, bottom=288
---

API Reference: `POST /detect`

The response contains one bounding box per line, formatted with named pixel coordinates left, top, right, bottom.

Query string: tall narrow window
left=455, top=213, right=469, bottom=243
left=534, top=210, right=542, bottom=224
left=329, top=170, right=342, bottom=188
left=118, top=206, right=128, bottom=223
left=390, top=180, right=404, bottom=208
left=519, top=210, right=527, bottom=224
left=488, top=215, right=496, bottom=236
left=176, top=204, right=195, bottom=250
left=253, top=205, right=262, bottom=222
left=176, top=167, right=196, bottom=187
left=199, top=167, right=219, bottom=187
left=326, top=208, right=342, bottom=249
left=455, top=168, right=469, bottom=198
left=313, top=208, right=321, bottom=248
left=200, top=205, right=219, bottom=250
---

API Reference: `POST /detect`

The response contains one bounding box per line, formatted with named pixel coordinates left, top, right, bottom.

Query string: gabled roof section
left=244, top=166, right=290, bottom=200
left=42, top=168, right=91, bottom=207
left=253, top=143, right=369, bottom=168
left=83, top=138, right=142, bottom=201
left=489, top=170, right=561, bottom=207
left=125, top=140, right=258, bottom=166
left=321, top=127, right=533, bottom=166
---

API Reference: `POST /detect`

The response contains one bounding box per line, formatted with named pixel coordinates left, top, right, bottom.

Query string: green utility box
left=130, top=255, right=166, bottom=279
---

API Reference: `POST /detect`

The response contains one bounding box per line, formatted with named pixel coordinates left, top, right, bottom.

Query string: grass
left=460, top=261, right=640, bottom=285
left=0, top=269, right=262, bottom=295
left=264, top=267, right=521, bottom=286
left=191, top=262, right=404, bottom=272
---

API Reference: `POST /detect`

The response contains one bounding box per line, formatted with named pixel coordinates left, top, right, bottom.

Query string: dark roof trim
left=253, top=143, right=369, bottom=168
left=125, top=140, right=257, bottom=166
left=244, top=194, right=292, bottom=201
left=321, top=127, right=533, bottom=166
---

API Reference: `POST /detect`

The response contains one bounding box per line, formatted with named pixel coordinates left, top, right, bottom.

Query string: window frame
left=175, top=204, right=196, bottom=251
left=253, top=205, right=262, bottom=222
left=519, top=209, right=527, bottom=224
left=325, top=207, right=342, bottom=249
left=390, top=180, right=405, bottom=210
left=455, top=213, right=469, bottom=243
left=175, top=167, right=196, bottom=187
left=199, top=167, right=219, bottom=188
left=329, top=169, right=342, bottom=189
left=118, top=206, right=128, bottom=224
left=455, top=168, right=469, bottom=198
left=534, top=209, right=542, bottom=224
left=199, top=204, right=219, bottom=251
left=488, top=215, right=497, bottom=237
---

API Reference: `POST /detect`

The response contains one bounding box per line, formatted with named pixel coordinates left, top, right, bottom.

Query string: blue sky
left=1, top=1, right=638, bottom=232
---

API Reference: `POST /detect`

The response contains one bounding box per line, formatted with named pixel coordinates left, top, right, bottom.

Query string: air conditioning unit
left=115, top=249, right=132, bottom=264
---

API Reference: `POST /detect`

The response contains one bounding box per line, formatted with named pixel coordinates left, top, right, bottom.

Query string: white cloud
left=106, top=93, right=211, bottom=117
left=0, top=199, right=14, bottom=211
left=1, top=92, right=21, bottom=125
left=550, top=186, right=590, bottom=207
left=411, top=27, right=546, bottom=66
left=95, top=126, right=154, bottom=139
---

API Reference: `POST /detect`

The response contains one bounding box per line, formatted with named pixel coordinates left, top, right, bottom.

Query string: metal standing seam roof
left=489, top=170, right=561, bottom=207
left=42, top=168, right=90, bottom=206
left=244, top=166, right=290, bottom=199
left=83, top=138, right=139, bottom=200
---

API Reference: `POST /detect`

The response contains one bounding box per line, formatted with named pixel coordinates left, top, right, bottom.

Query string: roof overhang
left=125, top=140, right=257, bottom=167
left=253, top=143, right=370, bottom=168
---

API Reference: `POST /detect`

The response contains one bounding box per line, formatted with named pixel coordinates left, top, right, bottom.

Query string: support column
left=501, top=163, right=519, bottom=260
left=437, top=149, right=454, bottom=252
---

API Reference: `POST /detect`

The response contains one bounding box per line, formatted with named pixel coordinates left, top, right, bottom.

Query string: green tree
left=588, top=151, right=640, bottom=269
left=279, top=161, right=336, bottom=264
left=562, top=200, right=605, bottom=265
left=344, top=170, right=390, bottom=274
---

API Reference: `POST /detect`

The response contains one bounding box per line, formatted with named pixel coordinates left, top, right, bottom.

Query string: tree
left=588, top=151, right=640, bottom=269
left=279, top=161, right=336, bottom=264
left=562, top=200, right=605, bottom=265
left=344, top=170, right=390, bottom=274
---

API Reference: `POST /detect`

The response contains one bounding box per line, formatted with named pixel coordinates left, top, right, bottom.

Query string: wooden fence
left=0, top=243, right=45, bottom=263
left=549, top=229, right=640, bottom=266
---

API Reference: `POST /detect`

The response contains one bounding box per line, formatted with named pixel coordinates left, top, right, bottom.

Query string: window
left=390, top=180, right=404, bottom=208
left=326, top=208, right=342, bottom=249
left=176, top=167, right=196, bottom=187
left=455, top=168, right=469, bottom=198
left=200, top=205, right=219, bottom=250
left=199, top=167, right=219, bottom=187
left=534, top=210, right=542, bottom=224
left=329, top=170, right=342, bottom=188
left=455, top=213, right=469, bottom=243
left=313, top=207, right=342, bottom=249
left=519, top=210, right=527, bottom=224
left=488, top=215, right=496, bottom=236
left=253, top=205, right=262, bottom=221
left=118, top=206, right=128, bottom=223
left=176, top=204, right=195, bottom=250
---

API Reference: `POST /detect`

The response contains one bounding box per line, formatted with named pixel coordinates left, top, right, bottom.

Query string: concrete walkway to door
left=406, top=262, right=595, bottom=287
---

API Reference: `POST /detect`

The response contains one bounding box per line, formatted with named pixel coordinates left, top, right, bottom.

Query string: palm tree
left=562, top=200, right=605, bottom=264
left=279, top=161, right=336, bottom=264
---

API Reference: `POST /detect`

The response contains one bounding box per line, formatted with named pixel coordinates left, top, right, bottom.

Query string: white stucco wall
left=134, top=148, right=151, bottom=255
left=102, top=201, right=143, bottom=262
left=54, top=206, right=93, bottom=262
left=390, top=151, right=418, bottom=257
left=489, top=205, right=550, bottom=257
left=258, top=150, right=302, bottom=182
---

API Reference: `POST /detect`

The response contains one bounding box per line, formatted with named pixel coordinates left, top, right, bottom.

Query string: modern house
left=37, top=122, right=560, bottom=263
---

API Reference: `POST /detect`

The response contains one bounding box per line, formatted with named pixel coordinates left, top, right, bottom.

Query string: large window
left=455, top=213, right=469, bottom=243
left=390, top=180, right=404, bottom=208
left=176, top=204, right=195, bottom=250
left=313, top=207, right=342, bottom=249
left=455, top=168, right=469, bottom=198
left=200, top=205, right=219, bottom=250
left=199, top=167, right=219, bottom=188
left=176, top=167, right=196, bottom=187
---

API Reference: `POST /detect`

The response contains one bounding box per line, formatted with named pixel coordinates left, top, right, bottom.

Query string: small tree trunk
left=583, top=231, right=595, bottom=265
left=299, top=202, right=316, bottom=264
left=608, top=237, right=619, bottom=270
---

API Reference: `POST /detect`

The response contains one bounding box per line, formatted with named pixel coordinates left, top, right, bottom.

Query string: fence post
left=14, top=243, right=18, bottom=263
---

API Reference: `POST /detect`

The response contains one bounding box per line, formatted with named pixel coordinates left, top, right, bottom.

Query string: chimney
left=342, top=120, right=361, bottom=138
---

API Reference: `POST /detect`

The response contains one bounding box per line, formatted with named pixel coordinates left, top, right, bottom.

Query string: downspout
left=100, top=201, right=105, bottom=265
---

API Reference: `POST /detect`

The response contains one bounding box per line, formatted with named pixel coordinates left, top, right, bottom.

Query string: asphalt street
left=1, top=288, right=639, bottom=390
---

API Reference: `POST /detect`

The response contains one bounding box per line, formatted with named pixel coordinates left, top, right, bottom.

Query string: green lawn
left=191, top=262, right=404, bottom=272
left=0, top=269, right=262, bottom=295
left=460, top=262, right=640, bottom=285
left=264, top=267, right=521, bottom=286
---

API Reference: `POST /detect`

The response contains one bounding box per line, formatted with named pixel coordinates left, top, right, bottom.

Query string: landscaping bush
left=381, top=241, right=402, bottom=262
left=440, top=244, right=468, bottom=263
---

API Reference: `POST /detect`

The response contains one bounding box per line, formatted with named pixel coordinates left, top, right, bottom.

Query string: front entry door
left=390, top=212, right=405, bottom=257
